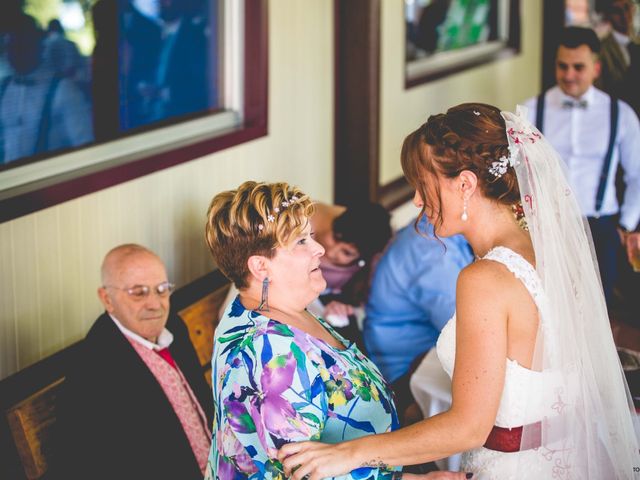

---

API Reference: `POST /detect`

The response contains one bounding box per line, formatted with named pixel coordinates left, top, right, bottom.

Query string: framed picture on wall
left=405, top=0, right=521, bottom=87
left=0, top=0, right=267, bottom=223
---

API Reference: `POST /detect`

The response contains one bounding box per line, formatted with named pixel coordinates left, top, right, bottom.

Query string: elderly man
left=524, top=26, right=640, bottom=309
left=54, top=244, right=212, bottom=479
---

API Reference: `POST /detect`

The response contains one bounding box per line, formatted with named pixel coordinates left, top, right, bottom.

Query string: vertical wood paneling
left=0, top=222, right=17, bottom=378
left=78, top=192, right=109, bottom=333
left=57, top=200, right=88, bottom=344
left=35, top=208, right=64, bottom=358
left=11, top=215, right=41, bottom=370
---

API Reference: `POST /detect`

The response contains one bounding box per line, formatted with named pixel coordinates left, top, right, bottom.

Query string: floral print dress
left=206, top=296, right=400, bottom=479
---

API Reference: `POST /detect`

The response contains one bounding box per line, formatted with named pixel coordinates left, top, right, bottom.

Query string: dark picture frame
left=0, top=0, right=268, bottom=224
left=405, top=0, right=521, bottom=88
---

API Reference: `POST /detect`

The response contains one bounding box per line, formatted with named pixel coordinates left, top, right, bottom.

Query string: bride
left=278, top=103, right=640, bottom=479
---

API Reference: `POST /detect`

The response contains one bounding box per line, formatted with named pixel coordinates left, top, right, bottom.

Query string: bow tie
left=562, top=99, right=588, bottom=109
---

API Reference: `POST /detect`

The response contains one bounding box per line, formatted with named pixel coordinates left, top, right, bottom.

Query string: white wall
left=379, top=0, right=544, bottom=187
left=0, top=0, right=334, bottom=379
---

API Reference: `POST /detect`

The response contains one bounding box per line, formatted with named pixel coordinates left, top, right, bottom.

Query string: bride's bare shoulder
left=459, top=258, right=515, bottom=283
left=457, top=259, right=520, bottom=301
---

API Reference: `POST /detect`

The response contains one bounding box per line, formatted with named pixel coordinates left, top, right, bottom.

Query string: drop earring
left=257, top=277, right=269, bottom=311
left=461, top=198, right=469, bottom=221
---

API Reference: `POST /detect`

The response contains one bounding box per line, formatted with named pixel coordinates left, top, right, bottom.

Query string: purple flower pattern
left=205, top=296, right=399, bottom=479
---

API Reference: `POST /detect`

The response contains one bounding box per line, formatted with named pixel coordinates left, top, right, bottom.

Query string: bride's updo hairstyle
left=401, top=102, right=520, bottom=231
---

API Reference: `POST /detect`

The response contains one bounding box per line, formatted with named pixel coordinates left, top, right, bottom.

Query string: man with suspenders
left=524, top=27, right=640, bottom=309
left=0, top=15, right=92, bottom=165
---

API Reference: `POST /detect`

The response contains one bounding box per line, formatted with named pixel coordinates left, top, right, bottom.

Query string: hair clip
left=489, top=147, right=520, bottom=178
left=257, top=224, right=264, bottom=231
left=473, top=110, right=481, bottom=116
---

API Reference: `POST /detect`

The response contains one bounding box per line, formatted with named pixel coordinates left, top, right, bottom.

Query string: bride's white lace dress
left=436, top=246, right=568, bottom=480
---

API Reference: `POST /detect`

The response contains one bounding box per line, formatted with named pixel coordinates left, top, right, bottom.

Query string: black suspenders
left=535, top=92, right=545, bottom=132
left=595, top=96, right=619, bottom=213
left=535, top=91, right=619, bottom=216
left=0, top=76, right=61, bottom=161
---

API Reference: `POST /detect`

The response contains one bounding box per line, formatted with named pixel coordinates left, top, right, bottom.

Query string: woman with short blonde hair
left=204, top=181, right=456, bottom=479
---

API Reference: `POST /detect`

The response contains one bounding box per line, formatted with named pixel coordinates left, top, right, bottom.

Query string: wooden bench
left=0, top=270, right=230, bottom=480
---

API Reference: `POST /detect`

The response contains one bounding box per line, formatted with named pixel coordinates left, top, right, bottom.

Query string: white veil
left=502, top=106, right=640, bottom=478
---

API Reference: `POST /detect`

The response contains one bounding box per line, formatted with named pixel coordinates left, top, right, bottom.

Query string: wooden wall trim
left=333, top=0, right=381, bottom=206
left=542, top=0, right=565, bottom=91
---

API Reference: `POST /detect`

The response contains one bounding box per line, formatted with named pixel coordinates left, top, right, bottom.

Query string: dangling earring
left=461, top=198, right=469, bottom=221
left=257, top=277, right=270, bottom=311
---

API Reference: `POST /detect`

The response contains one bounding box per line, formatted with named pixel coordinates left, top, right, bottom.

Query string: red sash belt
left=483, top=421, right=542, bottom=453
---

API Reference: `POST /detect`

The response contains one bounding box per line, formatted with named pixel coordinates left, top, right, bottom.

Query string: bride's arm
left=279, top=261, right=510, bottom=479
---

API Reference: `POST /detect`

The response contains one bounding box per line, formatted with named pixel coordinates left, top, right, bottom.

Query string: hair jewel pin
left=256, top=194, right=301, bottom=231
left=473, top=110, right=481, bottom=116
left=489, top=144, right=520, bottom=179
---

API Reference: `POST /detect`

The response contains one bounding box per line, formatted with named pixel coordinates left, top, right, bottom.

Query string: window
left=0, top=0, right=267, bottom=222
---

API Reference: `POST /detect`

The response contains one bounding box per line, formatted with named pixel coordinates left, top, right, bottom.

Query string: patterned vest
left=128, top=339, right=211, bottom=474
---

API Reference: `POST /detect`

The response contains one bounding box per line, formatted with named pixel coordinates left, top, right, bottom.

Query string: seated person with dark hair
left=54, top=244, right=212, bottom=480
left=311, top=201, right=392, bottom=326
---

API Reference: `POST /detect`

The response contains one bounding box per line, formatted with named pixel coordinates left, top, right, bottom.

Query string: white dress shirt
left=524, top=86, right=640, bottom=231
left=110, top=314, right=174, bottom=351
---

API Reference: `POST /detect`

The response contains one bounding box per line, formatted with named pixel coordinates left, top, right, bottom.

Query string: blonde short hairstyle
left=205, top=181, right=314, bottom=289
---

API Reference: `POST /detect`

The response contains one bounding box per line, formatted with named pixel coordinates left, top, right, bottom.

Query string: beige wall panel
left=0, top=0, right=334, bottom=378
left=379, top=0, right=543, bottom=186
left=34, top=208, right=64, bottom=359
left=0, top=222, right=17, bottom=378
left=56, top=200, right=88, bottom=345
left=10, top=215, right=41, bottom=370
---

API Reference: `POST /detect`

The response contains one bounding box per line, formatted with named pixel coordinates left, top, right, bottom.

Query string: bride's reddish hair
left=401, top=103, right=520, bottom=232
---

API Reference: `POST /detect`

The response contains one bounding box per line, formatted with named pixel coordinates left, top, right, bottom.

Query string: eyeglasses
left=104, top=281, right=175, bottom=300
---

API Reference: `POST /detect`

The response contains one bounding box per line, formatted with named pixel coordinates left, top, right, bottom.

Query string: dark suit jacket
left=596, top=33, right=640, bottom=116
left=53, top=312, right=213, bottom=480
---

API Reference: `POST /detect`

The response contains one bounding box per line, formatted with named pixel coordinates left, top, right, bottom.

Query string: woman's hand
left=323, top=301, right=354, bottom=318
left=278, top=441, right=359, bottom=480
left=323, top=301, right=354, bottom=328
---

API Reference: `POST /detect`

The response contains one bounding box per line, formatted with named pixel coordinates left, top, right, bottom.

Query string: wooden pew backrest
left=178, top=282, right=230, bottom=386
left=6, top=379, right=63, bottom=479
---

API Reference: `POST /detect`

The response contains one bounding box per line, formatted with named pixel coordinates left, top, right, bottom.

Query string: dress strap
left=482, top=246, right=544, bottom=308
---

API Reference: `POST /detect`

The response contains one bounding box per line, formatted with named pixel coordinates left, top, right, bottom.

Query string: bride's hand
left=278, top=442, right=473, bottom=480
left=278, top=441, right=359, bottom=480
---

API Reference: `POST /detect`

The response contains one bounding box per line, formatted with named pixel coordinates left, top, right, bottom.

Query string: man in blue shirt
left=364, top=216, right=473, bottom=420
